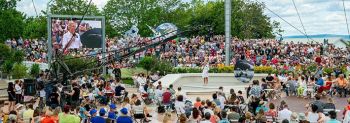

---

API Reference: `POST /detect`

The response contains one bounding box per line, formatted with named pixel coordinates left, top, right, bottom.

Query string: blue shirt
left=326, top=119, right=341, bottom=123
left=108, top=111, right=117, bottom=119
left=256, top=106, right=268, bottom=113
left=116, top=116, right=133, bottom=123
left=218, top=118, right=230, bottom=123
left=317, top=78, right=324, bottom=86
left=91, top=116, right=106, bottom=123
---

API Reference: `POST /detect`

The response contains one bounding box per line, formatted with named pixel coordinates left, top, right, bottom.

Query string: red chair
left=318, top=81, right=332, bottom=94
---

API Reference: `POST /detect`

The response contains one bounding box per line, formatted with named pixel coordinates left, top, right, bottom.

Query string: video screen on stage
left=51, top=18, right=103, bottom=49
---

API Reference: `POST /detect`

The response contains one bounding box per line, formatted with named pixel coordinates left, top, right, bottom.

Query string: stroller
left=141, top=93, right=153, bottom=105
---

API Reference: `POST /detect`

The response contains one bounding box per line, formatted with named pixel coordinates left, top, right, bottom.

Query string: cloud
left=260, top=0, right=350, bottom=36
left=16, top=0, right=350, bottom=36
left=16, top=0, right=108, bottom=17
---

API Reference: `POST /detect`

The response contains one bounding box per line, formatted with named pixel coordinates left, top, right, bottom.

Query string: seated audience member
left=91, top=108, right=106, bottom=123
left=117, top=108, right=133, bottom=123
left=108, top=104, right=117, bottom=119
left=200, top=112, right=212, bottom=123
left=219, top=110, right=230, bottom=123
left=162, top=88, right=172, bottom=104
left=227, top=106, right=240, bottom=121
left=278, top=104, right=292, bottom=121
left=328, top=110, right=341, bottom=123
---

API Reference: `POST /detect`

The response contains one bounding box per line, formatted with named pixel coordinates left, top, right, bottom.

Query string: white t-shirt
left=39, top=89, right=46, bottom=97
left=218, top=95, right=226, bottom=109
left=278, top=108, right=292, bottom=121
left=15, top=84, right=22, bottom=94
left=307, top=112, right=319, bottom=123
left=174, top=101, right=185, bottom=114
left=62, top=31, right=82, bottom=49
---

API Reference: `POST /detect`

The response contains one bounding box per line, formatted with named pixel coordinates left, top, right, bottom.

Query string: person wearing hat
left=108, top=104, right=118, bottom=119
left=90, top=108, right=106, bottom=123
left=116, top=108, right=133, bottom=123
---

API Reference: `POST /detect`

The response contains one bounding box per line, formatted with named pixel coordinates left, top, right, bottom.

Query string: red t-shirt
left=315, top=57, right=321, bottom=64
left=162, top=91, right=172, bottom=104
left=41, top=116, right=55, bottom=123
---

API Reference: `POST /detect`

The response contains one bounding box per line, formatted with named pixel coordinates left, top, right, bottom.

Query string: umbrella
left=80, top=28, right=102, bottom=48
left=234, top=60, right=254, bottom=71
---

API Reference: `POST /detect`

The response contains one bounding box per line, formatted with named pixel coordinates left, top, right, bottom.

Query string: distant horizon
left=282, top=34, right=350, bottom=39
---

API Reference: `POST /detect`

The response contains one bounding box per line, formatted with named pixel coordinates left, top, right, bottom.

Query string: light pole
left=47, top=0, right=54, bottom=67
left=225, top=0, right=231, bottom=66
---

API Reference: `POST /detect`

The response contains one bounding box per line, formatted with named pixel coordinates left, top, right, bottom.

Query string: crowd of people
left=5, top=34, right=350, bottom=71
left=2, top=66, right=350, bottom=123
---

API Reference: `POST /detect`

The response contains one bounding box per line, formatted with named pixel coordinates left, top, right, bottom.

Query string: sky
left=16, top=0, right=350, bottom=36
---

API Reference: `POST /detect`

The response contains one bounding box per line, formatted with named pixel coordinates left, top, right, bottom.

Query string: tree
left=11, top=63, right=28, bottom=79
left=138, top=56, right=156, bottom=75
left=1, top=60, right=14, bottom=79
left=63, top=55, right=97, bottom=74
left=0, top=0, right=20, bottom=11
left=152, top=60, right=173, bottom=76
left=11, top=50, right=25, bottom=63
left=30, top=64, right=40, bottom=78
left=49, top=0, right=100, bottom=16
left=103, top=0, right=190, bottom=36
left=188, top=0, right=279, bottom=39
left=0, top=44, right=11, bottom=62
left=23, top=16, right=47, bottom=39
left=0, top=9, right=25, bottom=42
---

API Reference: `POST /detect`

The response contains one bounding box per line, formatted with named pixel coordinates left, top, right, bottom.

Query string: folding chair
left=106, top=118, right=116, bottom=123
left=133, top=108, right=146, bottom=123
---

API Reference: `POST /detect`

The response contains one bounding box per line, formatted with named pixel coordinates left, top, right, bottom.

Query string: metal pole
left=225, top=0, right=231, bottom=66
left=47, top=0, right=53, bottom=68
left=102, top=17, right=107, bottom=74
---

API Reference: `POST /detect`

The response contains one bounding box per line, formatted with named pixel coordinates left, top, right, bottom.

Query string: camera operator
left=64, top=82, right=80, bottom=108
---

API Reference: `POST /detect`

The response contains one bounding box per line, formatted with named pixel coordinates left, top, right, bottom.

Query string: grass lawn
left=120, top=67, right=146, bottom=85
left=121, top=67, right=146, bottom=78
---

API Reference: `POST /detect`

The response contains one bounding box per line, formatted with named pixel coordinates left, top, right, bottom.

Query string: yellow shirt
left=23, top=109, right=34, bottom=121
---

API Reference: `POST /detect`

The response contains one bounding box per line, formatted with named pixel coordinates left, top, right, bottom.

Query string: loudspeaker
left=24, top=79, right=36, bottom=96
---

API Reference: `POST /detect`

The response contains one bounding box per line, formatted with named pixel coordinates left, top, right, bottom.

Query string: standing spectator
left=7, top=82, right=16, bottom=111
left=64, top=82, right=80, bottom=108
left=48, top=87, right=60, bottom=109
left=175, top=95, right=186, bottom=115
left=249, top=80, right=262, bottom=98
left=15, top=80, right=22, bottom=104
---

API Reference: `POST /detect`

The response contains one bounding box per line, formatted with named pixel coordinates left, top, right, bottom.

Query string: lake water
left=282, top=38, right=348, bottom=49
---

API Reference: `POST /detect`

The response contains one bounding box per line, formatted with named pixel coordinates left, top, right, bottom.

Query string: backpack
left=157, top=105, right=165, bottom=113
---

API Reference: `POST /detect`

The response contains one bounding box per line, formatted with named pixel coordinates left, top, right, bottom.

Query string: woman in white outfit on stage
left=202, top=63, right=209, bottom=85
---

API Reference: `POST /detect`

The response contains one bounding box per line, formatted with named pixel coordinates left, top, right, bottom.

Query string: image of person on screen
left=62, top=21, right=82, bottom=49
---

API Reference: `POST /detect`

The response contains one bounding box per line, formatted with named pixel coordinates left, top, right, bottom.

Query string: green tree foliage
left=103, top=0, right=191, bottom=37
left=49, top=0, right=100, bottom=15
left=138, top=56, right=156, bottom=75
left=30, top=64, right=40, bottom=78
left=1, top=60, right=14, bottom=76
left=23, top=16, right=47, bottom=39
left=12, top=63, right=28, bottom=79
left=189, top=0, right=280, bottom=39
left=0, top=44, right=11, bottom=62
left=0, top=9, right=25, bottom=42
left=11, top=50, right=25, bottom=63
left=63, top=56, right=97, bottom=74
left=152, top=60, right=173, bottom=76
left=0, top=0, right=20, bottom=11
